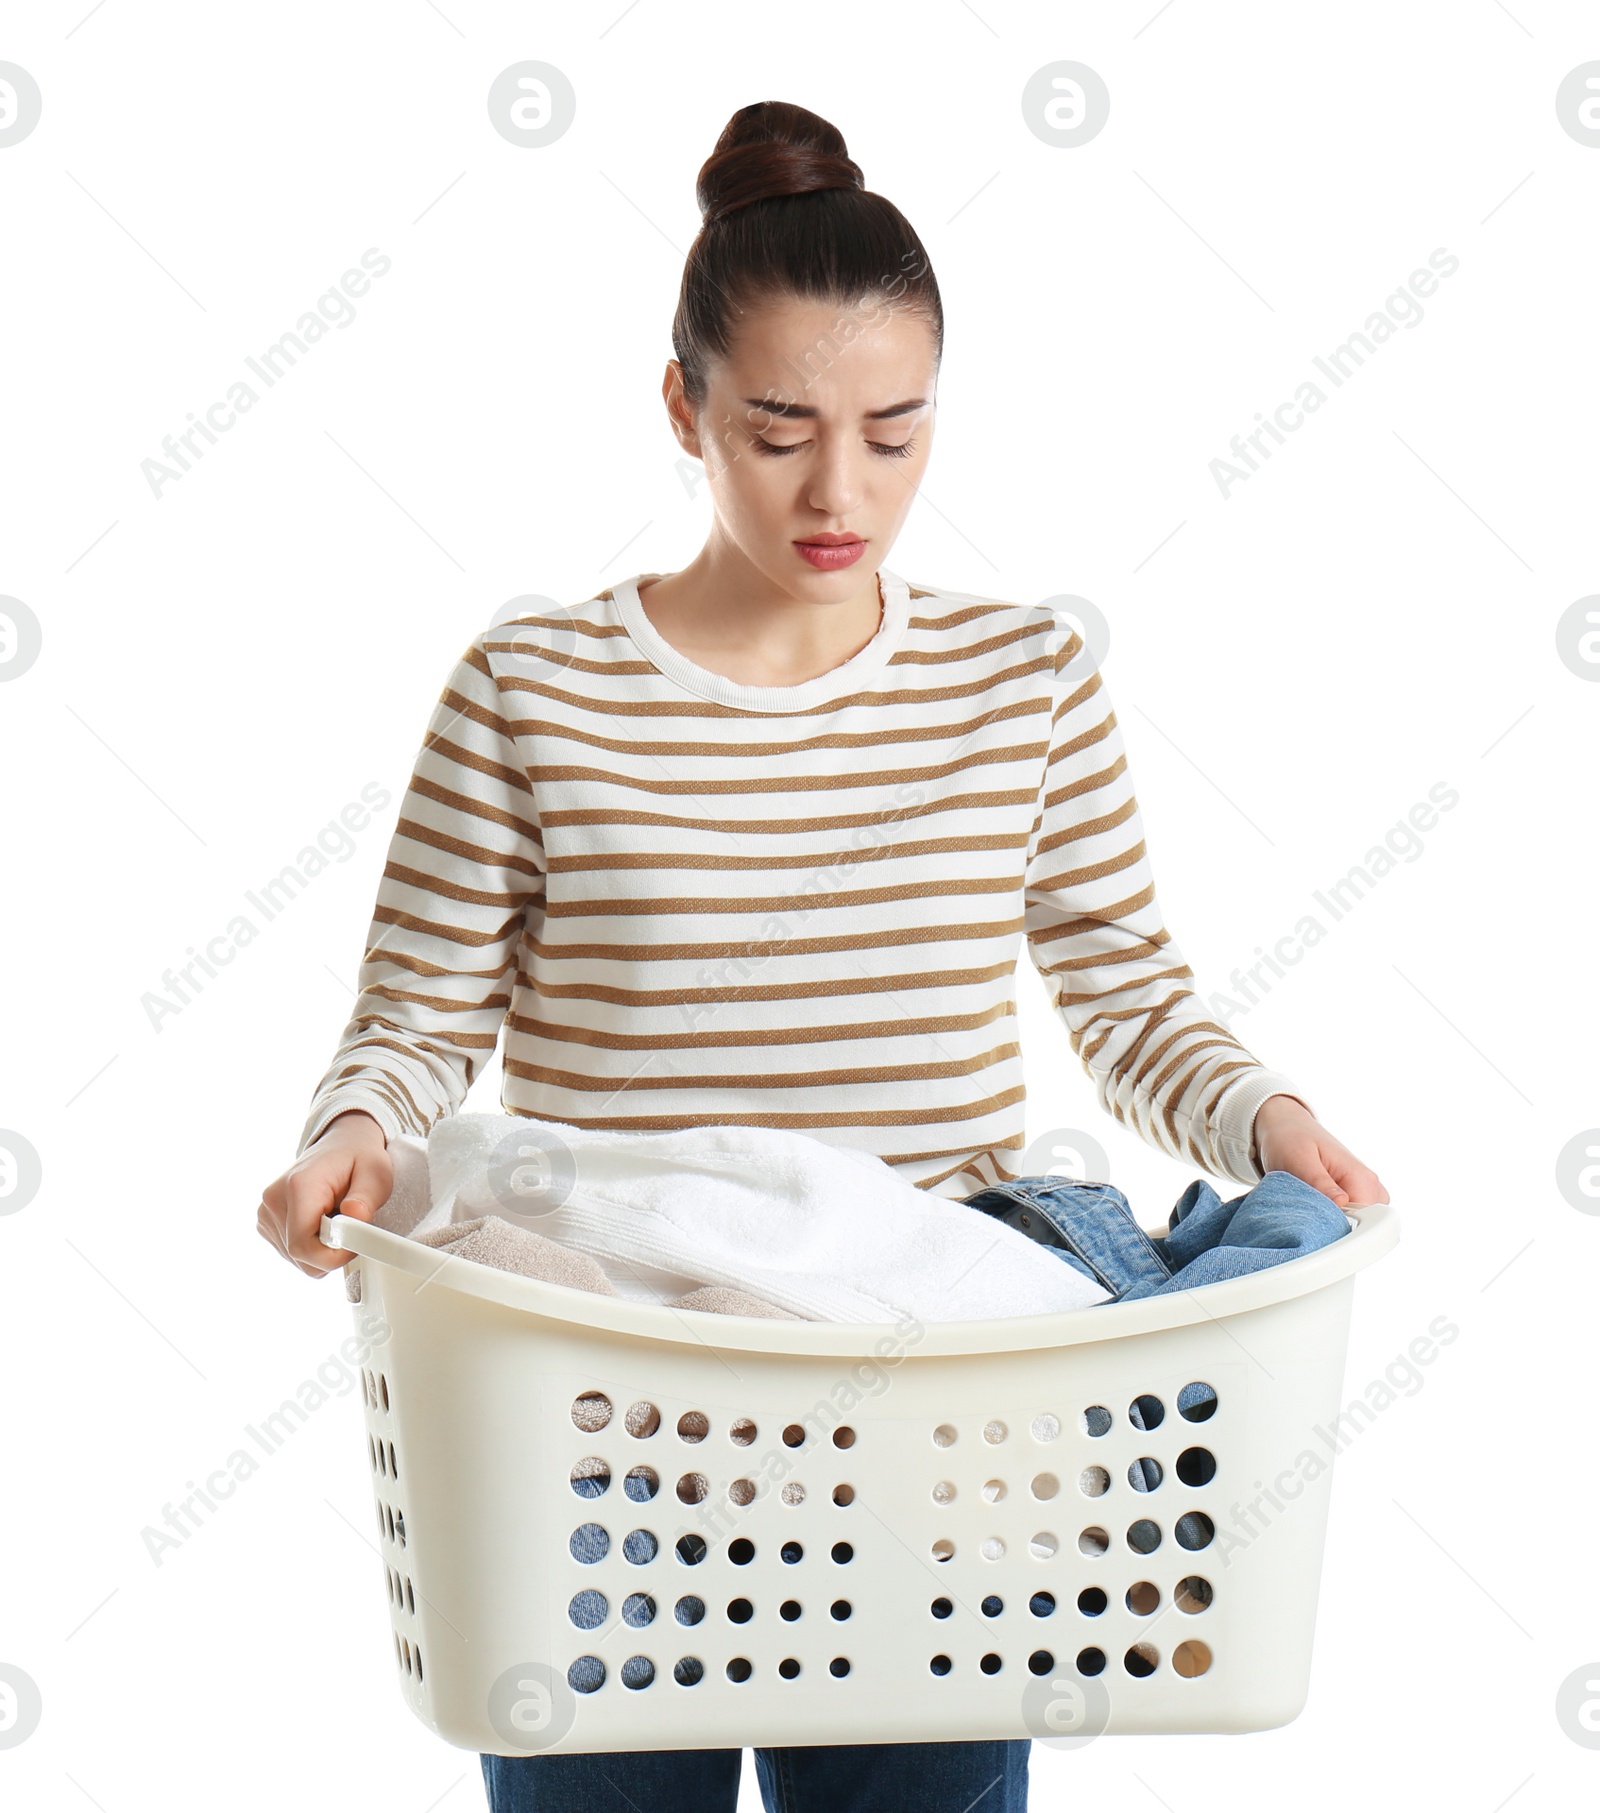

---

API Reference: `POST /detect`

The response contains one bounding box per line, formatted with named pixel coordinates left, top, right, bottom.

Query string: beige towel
left=346, top=1213, right=804, bottom=1319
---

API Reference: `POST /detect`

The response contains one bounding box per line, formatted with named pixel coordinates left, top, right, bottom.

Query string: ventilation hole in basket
left=1031, top=1413, right=1061, bottom=1442
left=1030, top=1591, right=1057, bottom=1618
left=367, top=1435, right=377, bottom=1473
left=1077, top=1586, right=1107, bottom=1616
left=981, top=1479, right=1006, bottom=1504
left=833, top=1484, right=855, bottom=1506
left=1177, top=1447, right=1217, bottom=1488
left=624, top=1465, right=659, bottom=1503
left=568, top=1656, right=605, bottom=1693
left=405, top=1578, right=415, bottom=1616
left=931, top=1597, right=953, bottom=1619
left=729, top=1538, right=756, bottom=1566
left=1077, top=1647, right=1106, bottom=1677
left=781, top=1540, right=804, bottom=1564
left=1178, top=1382, right=1218, bottom=1422
left=401, top=1638, right=413, bottom=1677
left=780, top=1600, right=802, bottom=1622
left=1172, top=1639, right=1213, bottom=1678
left=931, top=1539, right=955, bottom=1564
left=1078, top=1527, right=1109, bottom=1557
left=1126, top=1581, right=1160, bottom=1616
left=781, top=1482, right=806, bottom=1507
left=983, top=1420, right=1008, bottom=1445
left=981, top=1595, right=1004, bottom=1618
left=388, top=1441, right=398, bottom=1481
left=1176, top=1512, right=1215, bottom=1552
left=932, top=1480, right=956, bottom=1505
left=393, top=1630, right=402, bottom=1670
left=1175, top=1575, right=1213, bottom=1614
left=781, top=1423, right=807, bottom=1448
left=622, top=1592, right=657, bottom=1628
left=832, top=1542, right=855, bottom=1564
left=833, top=1426, right=856, bottom=1449
left=623, top=1529, right=659, bottom=1565
left=980, top=1653, right=1003, bottom=1675
left=1127, top=1519, right=1162, bottom=1555
left=379, top=1375, right=389, bottom=1413
left=730, top=1417, right=758, bottom=1446
left=385, top=1504, right=396, bottom=1543
left=571, top=1391, right=611, bottom=1433
left=376, top=1502, right=385, bottom=1541
left=727, top=1598, right=754, bottom=1624
left=570, top=1457, right=611, bottom=1499
left=395, top=1511, right=406, bottom=1548
left=932, top=1423, right=957, bottom=1448
left=1031, top=1472, right=1060, bottom=1501
left=1129, top=1457, right=1164, bottom=1493
left=832, top=1599, right=852, bottom=1621
left=675, top=1534, right=707, bottom=1566
left=361, top=1372, right=371, bottom=1409
left=676, top=1410, right=709, bottom=1443
left=674, top=1655, right=704, bottom=1686
left=625, top=1401, right=661, bottom=1438
left=830, top=1657, right=851, bottom=1678
left=727, top=1657, right=752, bottom=1683
left=1028, top=1649, right=1055, bottom=1676
left=1078, top=1466, right=1110, bottom=1498
left=1129, top=1394, right=1164, bottom=1431
left=930, top=1655, right=952, bottom=1676
left=729, top=1478, right=756, bottom=1507
left=414, top=1644, right=423, bottom=1683
left=568, top=1590, right=608, bottom=1630
left=674, top=1594, right=705, bottom=1626
left=1029, top=1531, right=1058, bottom=1561
left=1125, top=1643, right=1159, bottom=1677
left=1082, top=1405, right=1111, bottom=1438
left=676, top=1472, right=709, bottom=1505
left=384, top=1567, right=394, bottom=1604
left=779, top=1658, right=801, bottom=1680
left=621, top=1655, right=655, bottom=1690
left=570, top=1523, right=609, bottom=1564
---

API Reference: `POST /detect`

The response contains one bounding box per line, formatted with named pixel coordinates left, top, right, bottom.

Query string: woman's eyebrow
left=741, top=396, right=930, bottom=422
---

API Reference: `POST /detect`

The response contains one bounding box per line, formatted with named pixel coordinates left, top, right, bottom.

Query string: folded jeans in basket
left=962, top=1168, right=1352, bottom=1301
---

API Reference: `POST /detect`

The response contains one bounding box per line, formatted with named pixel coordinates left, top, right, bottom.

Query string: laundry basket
left=320, top=1199, right=1398, bottom=1756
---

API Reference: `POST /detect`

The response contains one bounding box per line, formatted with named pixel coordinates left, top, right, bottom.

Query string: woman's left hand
left=1253, top=1094, right=1389, bottom=1208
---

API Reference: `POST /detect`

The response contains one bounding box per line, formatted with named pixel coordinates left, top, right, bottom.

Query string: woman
left=259, top=99, right=1386, bottom=1813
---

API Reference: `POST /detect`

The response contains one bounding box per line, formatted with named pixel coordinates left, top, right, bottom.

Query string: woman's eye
left=751, top=437, right=917, bottom=460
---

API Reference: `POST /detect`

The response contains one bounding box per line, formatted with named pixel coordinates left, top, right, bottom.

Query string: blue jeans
left=481, top=1738, right=1029, bottom=1810
left=961, top=1168, right=1350, bottom=1302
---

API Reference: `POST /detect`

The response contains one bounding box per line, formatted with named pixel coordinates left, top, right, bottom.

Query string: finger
left=1328, top=1154, right=1387, bottom=1208
left=284, top=1162, right=345, bottom=1271
left=1286, top=1139, right=1349, bottom=1206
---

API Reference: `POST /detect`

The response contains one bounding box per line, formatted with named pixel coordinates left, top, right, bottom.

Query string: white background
left=2, top=2, right=1595, bottom=1809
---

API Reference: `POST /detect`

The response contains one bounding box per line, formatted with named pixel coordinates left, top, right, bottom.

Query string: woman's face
left=666, top=292, right=938, bottom=592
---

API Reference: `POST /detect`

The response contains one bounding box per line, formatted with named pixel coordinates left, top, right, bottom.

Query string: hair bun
left=697, top=100, right=865, bottom=228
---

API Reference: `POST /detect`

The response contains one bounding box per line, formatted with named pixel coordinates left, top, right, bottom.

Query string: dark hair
left=671, top=100, right=943, bottom=410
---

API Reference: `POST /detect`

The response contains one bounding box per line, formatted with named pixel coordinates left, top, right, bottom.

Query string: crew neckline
left=610, top=567, right=912, bottom=713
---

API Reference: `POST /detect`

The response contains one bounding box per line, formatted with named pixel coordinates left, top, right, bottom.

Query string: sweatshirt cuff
left=1210, top=1070, right=1315, bottom=1185
left=296, top=1091, right=407, bottom=1161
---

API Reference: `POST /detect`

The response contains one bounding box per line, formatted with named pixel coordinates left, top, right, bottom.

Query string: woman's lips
left=795, top=537, right=866, bottom=570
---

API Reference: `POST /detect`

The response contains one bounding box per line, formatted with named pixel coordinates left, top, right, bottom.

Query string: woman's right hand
left=258, top=1110, right=394, bottom=1278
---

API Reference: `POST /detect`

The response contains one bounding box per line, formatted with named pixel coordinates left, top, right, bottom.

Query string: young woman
left=259, top=99, right=1386, bottom=1813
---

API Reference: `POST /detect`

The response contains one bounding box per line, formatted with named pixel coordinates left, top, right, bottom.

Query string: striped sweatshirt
left=296, top=567, right=1309, bottom=1196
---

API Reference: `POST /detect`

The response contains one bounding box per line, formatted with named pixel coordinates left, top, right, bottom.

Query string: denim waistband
left=961, top=1179, right=1173, bottom=1298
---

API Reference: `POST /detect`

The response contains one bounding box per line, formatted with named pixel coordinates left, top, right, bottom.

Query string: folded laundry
left=341, top=1112, right=1111, bottom=1322
left=962, top=1169, right=1353, bottom=1305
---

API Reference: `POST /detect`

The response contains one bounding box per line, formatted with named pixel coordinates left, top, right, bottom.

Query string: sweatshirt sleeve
left=294, top=634, right=545, bottom=1158
left=1022, top=621, right=1311, bottom=1186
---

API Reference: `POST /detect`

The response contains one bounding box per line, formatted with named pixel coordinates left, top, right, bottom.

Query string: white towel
left=380, top=1112, right=1108, bottom=1324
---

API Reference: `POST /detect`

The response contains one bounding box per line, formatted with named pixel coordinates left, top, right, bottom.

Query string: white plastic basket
left=320, top=1200, right=1398, bottom=1757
